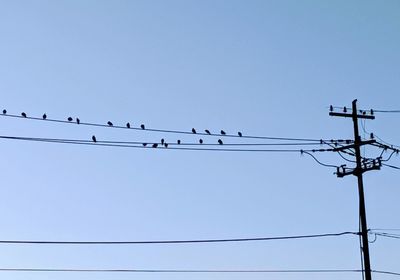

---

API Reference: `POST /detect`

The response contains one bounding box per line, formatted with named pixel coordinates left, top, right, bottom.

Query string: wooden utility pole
left=329, top=99, right=381, bottom=280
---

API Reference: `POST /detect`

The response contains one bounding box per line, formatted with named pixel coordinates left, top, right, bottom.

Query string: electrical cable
left=382, top=163, right=400, bottom=170
left=0, top=232, right=358, bottom=245
left=0, top=268, right=365, bottom=274
left=0, top=113, right=325, bottom=142
left=0, top=135, right=336, bottom=153
left=301, top=150, right=339, bottom=168
left=373, top=270, right=400, bottom=276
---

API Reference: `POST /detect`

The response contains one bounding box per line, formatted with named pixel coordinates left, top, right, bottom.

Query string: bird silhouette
left=2, top=109, right=6, bottom=114
left=238, top=131, right=242, bottom=137
left=205, top=129, right=211, bottom=135
left=76, top=118, right=80, bottom=124
left=177, top=140, right=181, bottom=144
left=21, top=112, right=27, bottom=118
left=92, top=135, right=97, bottom=142
left=67, top=117, right=73, bottom=122
left=329, top=105, right=333, bottom=112
left=141, top=124, right=145, bottom=129
left=126, top=122, right=131, bottom=128
left=164, top=143, right=169, bottom=148
left=42, top=113, right=47, bottom=120
left=161, top=138, right=165, bottom=145
left=343, top=106, right=347, bottom=113
left=142, top=143, right=148, bottom=147
left=107, top=121, right=113, bottom=126
left=218, top=139, right=223, bottom=145
left=152, top=143, right=158, bottom=148
left=220, top=130, right=226, bottom=135
left=192, top=128, right=196, bottom=134
left=199, top=139, right=203, bottom=144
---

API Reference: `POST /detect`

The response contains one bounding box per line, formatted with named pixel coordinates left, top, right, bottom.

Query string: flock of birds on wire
left=2, top=109, right=246, bottom=148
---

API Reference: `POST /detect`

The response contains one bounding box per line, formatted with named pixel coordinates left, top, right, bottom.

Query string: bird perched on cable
left=152, top=143, right=158, bottom=148
left=220, top=130, right=226, bottom=135
left=238, top=131, right=242, bottom=137
left=68, top=117, right=73, bottom=122
left=107, top=121, right=113, bottom=126
left=177, top=140, right=181, bottom=145
left=164, top=143, right=169, bottom=148
left=218, top=139, right=223, bottom=145
left=2, top=109, right=6, bottom=114
left=141, top=124, right=145, bottom=129
left=92, top=135, right=97, bottom=142
left=329, top=105, right=333, bottom=112
left=199, top=139, right=203, bottom=144
left=76, top=118, right=80, bottom=124
left=42, top=113, right=47, bottom=120
left=192, top=128, right=197, bottom=134
left=142, top=143, right=148, bottom=147
left=161, top=138, right=165, bottom=145
left=205, top=129, right=211, bottom=135
left=21, top=112, right=27, bottom=118
left=343, top=106, right=347, bottom=113
left=126, top=122, right=131, bottom=128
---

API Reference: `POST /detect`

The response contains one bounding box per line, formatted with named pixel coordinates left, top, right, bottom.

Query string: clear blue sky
left=0, top=1, right=399, bottom=279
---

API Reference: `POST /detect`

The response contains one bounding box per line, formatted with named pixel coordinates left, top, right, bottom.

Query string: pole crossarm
left=329, top=112, right=375, bottom=119
left=333, top=140, right=376, bottom=152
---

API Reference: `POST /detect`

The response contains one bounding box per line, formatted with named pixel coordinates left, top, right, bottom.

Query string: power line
left=0, top=268, right=365, bottom=274
left=369, top=110, right=400, bottom=113
left=382, top=163, right=400, bottom=170
left=0, top=112, right=334, bottom=142
left=301, top=151, right=339, bottom=168
left=373, top=270, right=400, bottom=276
left=372, top=232, right=400, bottom=240
left=0, top=135, right=336, bottom=153
left=0, top=232, right=358, bottom=245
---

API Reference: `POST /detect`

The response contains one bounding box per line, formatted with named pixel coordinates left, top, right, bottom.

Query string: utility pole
left=329, top=99, right=381, bottom=280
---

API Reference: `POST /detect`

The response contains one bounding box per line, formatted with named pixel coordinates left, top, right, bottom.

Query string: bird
left=92, top=135, right=97, bottom=142
left=329, top=105, right=333, bottom=112
left=199, top=139, right=203, bottom=144
left=370, top=133, right=374, bottom=139
left=177, top=140, right=181, bottom=144
left=76, top=118, right=80, bottom=124
left=2, top=109, right=6, bottom=114
left=141, top=124, right=145, bottom=129
left=218, top=139, right=223, bottom=145
left=21, top=112, right=27, bottom=118
left=192, top=128, right=196, bottom=134
left=42, top=113, right=47, bottom=120
left=220, top=130, right=226, bottom=135
left=142, top=143, right=148, bottom=147
left=126, top=122, right=131, bottom=128
left=67, top=117, right=73, bottom=122
left=164, top=143, right=169, bottom=148
left=343, top=106, right=347, bottom=113
left=107, top=121, right=113, bottom=126
left=152, top=143, right=158, bottom=148
left=205, top=129, right=211, bottom=135
left=161, top=138, right=165, bottom=145
left=238, top=131, right=242, bottom=137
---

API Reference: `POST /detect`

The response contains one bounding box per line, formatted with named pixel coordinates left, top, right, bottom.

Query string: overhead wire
left=301, top=150, right=339, bottom=168
left=382, top=163, right=400, bottom=170
left=0, top=268, right=365, bottom=274
left=0, top=113, right=325, bottom=142
left=0, top=231, right=358, bottom=245
left=0, top=135, right=337, bottom=153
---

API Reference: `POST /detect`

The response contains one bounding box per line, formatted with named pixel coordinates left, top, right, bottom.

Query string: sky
left=0, top=0, right=399, bottom=279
